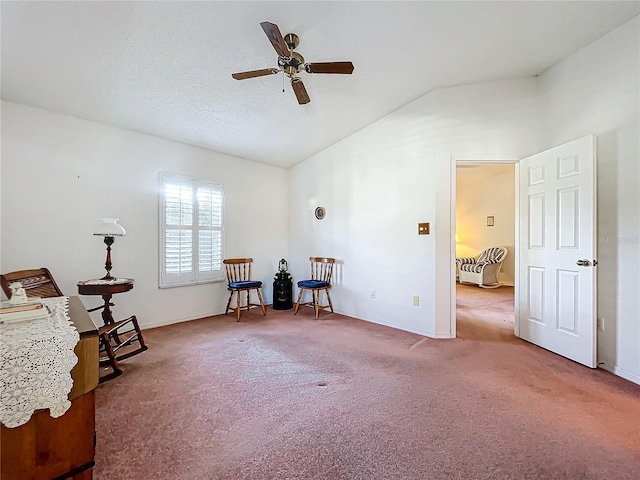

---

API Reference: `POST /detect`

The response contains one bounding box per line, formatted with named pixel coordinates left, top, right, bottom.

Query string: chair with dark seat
left=294, top=257, right=335, bottom=319
left=1, top=268, right=147, bottom=382
left=223, top=258, right=267, bottom=321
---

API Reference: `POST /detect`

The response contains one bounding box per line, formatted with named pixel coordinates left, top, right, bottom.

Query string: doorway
left=449, top=136, right=597, bottom=367
left=455, top=162, right=516, bottom=337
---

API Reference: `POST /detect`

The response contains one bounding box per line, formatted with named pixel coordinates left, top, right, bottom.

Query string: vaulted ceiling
left=2, top=1, right=638, bottom=168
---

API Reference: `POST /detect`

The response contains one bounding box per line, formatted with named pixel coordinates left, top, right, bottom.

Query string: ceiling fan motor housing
left=280, top=51, right=305, bottom=77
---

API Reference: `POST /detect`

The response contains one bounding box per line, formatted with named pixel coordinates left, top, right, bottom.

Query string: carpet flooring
left=94, top=285, right=640, bottom=479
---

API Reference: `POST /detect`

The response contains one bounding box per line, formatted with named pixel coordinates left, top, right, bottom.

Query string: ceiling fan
left=232, top=21, right=354, bottom=105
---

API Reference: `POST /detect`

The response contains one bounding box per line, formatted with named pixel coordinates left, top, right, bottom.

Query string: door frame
left=450, top=158, right=519, bottom=337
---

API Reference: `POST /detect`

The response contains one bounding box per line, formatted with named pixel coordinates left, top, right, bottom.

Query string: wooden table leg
left=100, top=294, right=114, bottom=326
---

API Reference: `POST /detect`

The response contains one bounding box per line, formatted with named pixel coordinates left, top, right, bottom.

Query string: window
left=159, top=173, right=224, bottom=287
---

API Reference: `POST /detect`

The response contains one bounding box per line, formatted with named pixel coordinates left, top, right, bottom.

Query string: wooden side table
left=77, top=279, right=134, bottom=325
left=77, top=279, right=147, bottom=382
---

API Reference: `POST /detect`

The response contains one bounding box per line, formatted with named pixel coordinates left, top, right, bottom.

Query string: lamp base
left=101, top=236, right=115, bottom=280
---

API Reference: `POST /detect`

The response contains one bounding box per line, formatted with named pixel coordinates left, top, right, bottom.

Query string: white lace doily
left=0, top=296, right=79, bottom=428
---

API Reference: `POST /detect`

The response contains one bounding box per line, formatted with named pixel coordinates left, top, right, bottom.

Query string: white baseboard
left=336, top=309, right=438, bottom=338
left=141, top=311, right=222, bottom=330
left=598, top=362, right=640, bottom=385
left=140, top=303, right=276, bottom=330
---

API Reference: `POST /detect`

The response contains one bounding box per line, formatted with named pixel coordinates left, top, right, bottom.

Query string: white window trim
left=159, top=173, right=225, bottom=288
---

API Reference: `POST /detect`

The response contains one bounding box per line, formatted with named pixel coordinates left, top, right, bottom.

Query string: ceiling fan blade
left=260, top=21, right=290, bottom=58
left=232, top=68, right=279, bottom=80
left=305, top=62, right=354, bottom=74
left=291, top=78, right=310, bottom=105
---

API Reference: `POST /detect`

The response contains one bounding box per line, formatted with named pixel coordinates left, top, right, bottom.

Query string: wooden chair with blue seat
left=294, top=257, right=335, bottom=319
left=223, top=258, right=267, bottom=321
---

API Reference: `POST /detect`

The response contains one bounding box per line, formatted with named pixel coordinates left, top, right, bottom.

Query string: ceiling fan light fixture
left=283, top=52, right=304, bottom=77
left=285, top=65, right=298, bottom=77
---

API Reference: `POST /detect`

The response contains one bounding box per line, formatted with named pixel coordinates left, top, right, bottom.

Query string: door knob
left=576, top=259, right=591, bottom=266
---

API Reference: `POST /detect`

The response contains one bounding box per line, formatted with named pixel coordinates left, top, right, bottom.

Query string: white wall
left=456, top=164, right=515, bottom=285
left=537, top=17, right=640, bottom=383
left=289, top=78, right=539, bottom=338
left=1, top=101, right=289, bottom=329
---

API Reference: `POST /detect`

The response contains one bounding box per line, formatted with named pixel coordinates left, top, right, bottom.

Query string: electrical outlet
left=371, top=290, right=376, bottom=299
left=413, top=295, right=420, bottom=306
left=597, top=318, right=605, bottom=331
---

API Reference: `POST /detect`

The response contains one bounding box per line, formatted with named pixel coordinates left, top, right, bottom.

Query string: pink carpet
left=94, top=285, right=640, bottom=479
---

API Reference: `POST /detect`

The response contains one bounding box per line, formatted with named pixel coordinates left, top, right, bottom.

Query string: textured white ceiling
left=2, top=1, right=638, bottom=168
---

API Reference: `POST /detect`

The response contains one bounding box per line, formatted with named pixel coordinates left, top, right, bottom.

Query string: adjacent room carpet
left=94, top=285, right=639, bottom=479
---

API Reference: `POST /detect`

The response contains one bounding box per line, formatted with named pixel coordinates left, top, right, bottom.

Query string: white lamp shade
left=94, top=218, right=126, bottom=237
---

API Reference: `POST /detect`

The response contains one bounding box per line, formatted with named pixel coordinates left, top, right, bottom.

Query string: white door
left=516, top=135, right=597, bottom=367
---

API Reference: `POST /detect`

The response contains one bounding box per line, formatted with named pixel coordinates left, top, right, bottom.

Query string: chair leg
left=225, top=291, right=233, bottom=316
left=294, top=288, right=304, bottom=315
left=256, top=288, right=267, bottom=316
left=314, top=290, right=320, bottom=319
left=235, top=291, right=242, bottom=321
left=325, top=289, right=334, bottom=313
left=293, top=288, right=332, bottom=318
left=246, top=291, right=251, bottom=312
left=99, top=334, right=123, bottom=383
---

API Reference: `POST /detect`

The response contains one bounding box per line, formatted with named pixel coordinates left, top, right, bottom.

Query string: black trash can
left=273, top=259, right=293, bottom=310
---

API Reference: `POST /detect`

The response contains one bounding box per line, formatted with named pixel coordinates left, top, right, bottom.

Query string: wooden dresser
left=1, top=296, right=99, bottom=480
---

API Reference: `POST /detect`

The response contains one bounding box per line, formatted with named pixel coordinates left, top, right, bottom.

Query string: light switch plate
left=418, top=223, right=430, bottom=235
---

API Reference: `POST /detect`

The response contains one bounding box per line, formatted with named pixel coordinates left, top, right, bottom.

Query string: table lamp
left=94, top=218, right=126, bottom=280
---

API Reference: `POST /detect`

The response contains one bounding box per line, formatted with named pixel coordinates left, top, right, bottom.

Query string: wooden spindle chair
left=223, top=258, right=267, bottom=321
left=294, top=257, right=335, bottom=319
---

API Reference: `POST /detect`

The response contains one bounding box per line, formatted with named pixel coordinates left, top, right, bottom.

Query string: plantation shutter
left=196, top=185, right=223, bottom=275
left=160, top=173, right=224, bottom=287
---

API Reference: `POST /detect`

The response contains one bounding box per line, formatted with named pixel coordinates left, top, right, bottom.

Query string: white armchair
left=456, top=246, right=508, bottom=288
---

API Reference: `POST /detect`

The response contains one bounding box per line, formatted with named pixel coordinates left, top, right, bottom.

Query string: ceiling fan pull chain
left=282, top=72, right=285, bottom=93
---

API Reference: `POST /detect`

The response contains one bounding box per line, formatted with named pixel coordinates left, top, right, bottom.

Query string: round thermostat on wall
left=315, top=207, right=326, bottom=220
